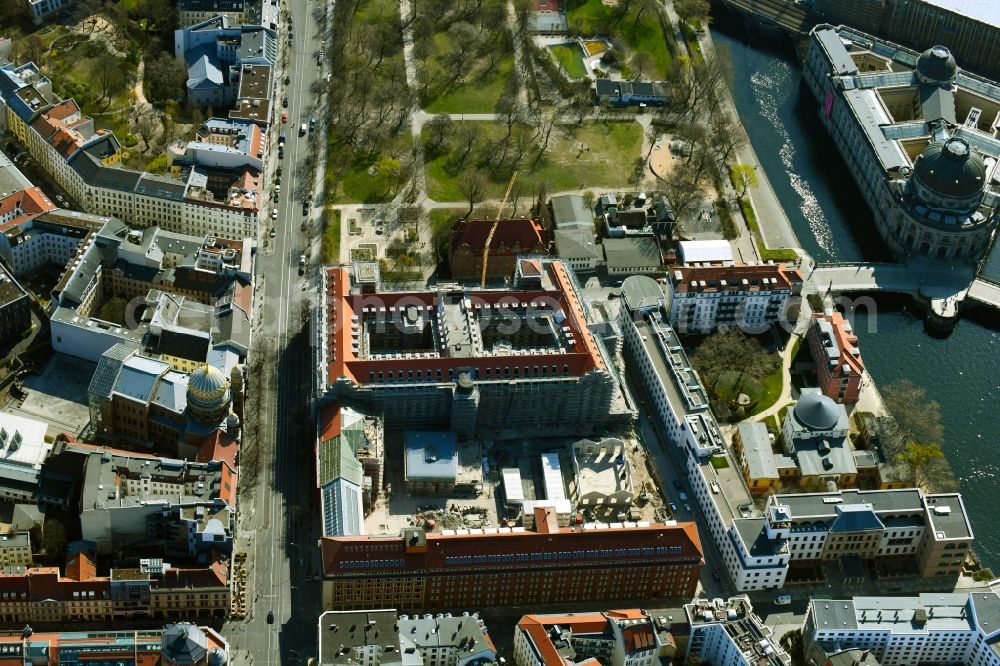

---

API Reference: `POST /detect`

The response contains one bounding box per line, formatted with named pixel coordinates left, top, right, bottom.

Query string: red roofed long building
left=807, top=311, right=865, bottom=403
left=320, top=511, right=702, bottom=611
left=317, top=259, right=631, bottom=433
left=449, top=217, right=549, bottom=281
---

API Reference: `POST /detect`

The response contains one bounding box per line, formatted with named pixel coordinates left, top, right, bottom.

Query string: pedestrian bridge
left=715, top=0, right=812, bottom=35
left=807, top=261, right=1000, bottom=328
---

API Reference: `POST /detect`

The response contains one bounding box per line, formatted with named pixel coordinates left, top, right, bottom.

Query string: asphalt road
left=223, top=1, right=331, bottom=663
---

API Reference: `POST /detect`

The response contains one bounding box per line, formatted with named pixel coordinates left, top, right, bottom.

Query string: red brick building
left=806, top=311, right=864, bottom=403
left=321, top=508, right=703, bottom=611
left=449, top=218, right=549, bottom=281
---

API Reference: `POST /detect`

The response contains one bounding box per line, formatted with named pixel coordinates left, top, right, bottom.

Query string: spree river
left=710, top=21, right=1000, bottom=572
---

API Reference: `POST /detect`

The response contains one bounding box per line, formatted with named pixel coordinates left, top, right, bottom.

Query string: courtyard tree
left=144, top=53, right=186, bottom=104
left=373, top=155, right=404, bottom=200
left=692, top=329, right=777, bottom=413
left=458, top=169, right=488, bottom=219
left=92, top=52, right=129, bottom=109
left=881, top=379, right=944, bottom=458
left=631, top=51, right=654, bottom=80
left=131, top=107, right=159, bottom=152
left=732, top=164, right=757, bottom=197
left=657, top=158, right=707, bottom=223
left=899, top=441, right=945, bottom=487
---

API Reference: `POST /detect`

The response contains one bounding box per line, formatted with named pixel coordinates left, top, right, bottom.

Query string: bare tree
left=674, top=0, right=710, bottom=22
left=425, top=114, right=454, bottom=155
left=131, top=108, right=159, bottom=152
left=458, top=169, right=488, bottom=219
left=92, top=52, right=128, bottom=109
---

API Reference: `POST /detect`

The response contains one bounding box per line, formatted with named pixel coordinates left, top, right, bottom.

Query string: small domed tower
left=186, top=365, right=232, bottom=426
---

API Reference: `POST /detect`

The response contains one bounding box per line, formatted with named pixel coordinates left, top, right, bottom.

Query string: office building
left=174, top=16, right=277, bottom=108
left=321, top=507, right=702, bottom=611
left=665, top=263, right=801, bottom=335
left=316, top=401, right=383, bottom=537
left=804, top=25, right=1000, bottom=261
left=766, top=487, right=974, bottom=578
left=0, top=411, right=52, bottom=505
left=0, top=622, right=229, bottom=664
left=48, top=218, right=253, bottom=364
left=317, top=259, right=631, bottom=433
left=685, top=596, right=791, bottom=666
left=317, top=609, right=496, bottom=666
left=807, top=311, right=865, bottom=403
left=803, top=586, right=1000, bottom=666
left=514, top=609, right=668, bottom=666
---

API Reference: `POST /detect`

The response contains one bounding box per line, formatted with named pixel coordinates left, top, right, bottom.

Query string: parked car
left=271, top=208, right=278, bottom=220
left=774, top=595, right=792, bottom=606
left=309, top=116, right=317, bottom=131
left=284, top=75, right=291, bottom=85
left=269, top=227, right=276, bottom=238
left=282, top=97, right=289, bottom=108
left=281, top=111, right=288, bottom=124
left=276, top=166, right=282, bottom=176
left=267, top=610, right=275, bottom=624
left=678, top=491, right=688, bottom=502
left=299, top=123, right=307, bottom=136
left=668, top=502, right=678, bottom=513
left=684, top=503, right=692, bottom=512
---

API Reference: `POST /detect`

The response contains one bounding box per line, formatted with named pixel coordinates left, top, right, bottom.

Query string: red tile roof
left=319, top=402, right=342, bottom=442
left=813, top=311, right=864, bottom=375
left=451, top=218, right=548, bottom=253
left=197, top=430, right=239, bottom=469
left=0, top=187, right=57, bottom=234
left=669, top=263, right=801, bottom=294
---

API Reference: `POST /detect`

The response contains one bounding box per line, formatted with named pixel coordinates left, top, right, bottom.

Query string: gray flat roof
left=815, top=27, right=858, bottom=77
left=603, top=237, right=661, bottom=270
left=924, top=494, right=973, bottom=539
left=733, top=517, right=779, bottom=558
left=812, top=593, right=978, bottom=635
left=620, top=275, right=663, bottom=312
left=404, top=431, right=458, bottom=481
left=738, top=421, right=778, bottom=479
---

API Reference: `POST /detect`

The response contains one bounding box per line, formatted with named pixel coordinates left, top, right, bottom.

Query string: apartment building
left=514, top=609, right=668, bottom=666
left=317, top=609, right=496, bottom=666
left=765, top=488, right=974, bottom=578
left=0, top=546, right=230, bottom=623
left=0, top=261, right=30, bottom=343
left=0, top=64, right=262, bottom=240
left=0, top=209, right=102, bottom=277
left=665, top=263, right=801, bottom=335
left=0, top=622, right=229, bottom=664
left=807, top=311, right=864, bottom=403
left=0, top=532, right=31, bottom=567
left=317, top=259, right=632, bottom=432
left=685, top=596, right=790, bottom=666
left=178, top=0, right=254, bottom=28
left=25, top=0, right=75, bottom=24
left=449, top=218, right=549, bottom=282
left=803, top=586, right=1000, bottom=666
left=321, top=508, right=702, bottom=611
left=803, top=25, right=1000, bottom=262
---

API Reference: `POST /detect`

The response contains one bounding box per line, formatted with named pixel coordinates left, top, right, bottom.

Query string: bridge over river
left=805, top=260, right=1000, bottom=329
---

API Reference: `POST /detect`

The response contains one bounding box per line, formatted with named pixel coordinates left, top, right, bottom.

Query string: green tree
left=374, top=156, right=403, bottom=200
left=731, top=164, right=757, bottom=197
left=779, top=629, right=805, bottom=666
left=144, top=54, right=186, bottom=105
left=881, top=379, right=944, bottom=459
left=692, top=329, right=777, bottom=409
left=674, top=0, right=710, bottom=22
left=458, top=169, right=488, bottom=219
left=899, top=441, right=945, bottom=487
left=98, top=297, right=127, bottom=325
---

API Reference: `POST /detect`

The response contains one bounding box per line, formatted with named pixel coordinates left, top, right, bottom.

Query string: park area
left=548, top=43, right=588, bottom=79
left=422, top=120, right=642, bottom=201
left=414, top=0, right=517, bottom=113
left=565, top=0, right=674, bottom=79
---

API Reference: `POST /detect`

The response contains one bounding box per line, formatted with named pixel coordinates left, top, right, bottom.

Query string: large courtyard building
left=803, top=25, right=1000, bottom=261
left=514, top=609, right=670, bottom=666
left=316, top=259, right=634, bottom=433
left=320, top=507, right=702, bottom=611
left=803, top=585, right=1000, bottom=666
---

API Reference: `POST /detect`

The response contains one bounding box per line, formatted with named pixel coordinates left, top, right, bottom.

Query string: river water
left=710, top=21, right=1000, bottom=572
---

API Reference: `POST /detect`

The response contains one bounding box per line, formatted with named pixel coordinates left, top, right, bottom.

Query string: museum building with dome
left=804, top=25, right=1000, bottom=261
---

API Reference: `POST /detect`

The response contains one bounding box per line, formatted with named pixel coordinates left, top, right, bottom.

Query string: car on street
left=298, top=254, right=306, bottom=275
left=678, top=491, right=688, bottom=502
left=267, top=610, right=275, bottom=624
left=684, top=503, right=692, bottom=512
left=269, top=227, right=276, bottom=238
left=273, top=191, right=280, bottom=202
left=281, top=111, right=288, bottom=123
left=309, top=116, right=317, bottom=131
left=299, top=122, right=307, bottom=136
left=668, top=502, right=678, bottom=513
left=673, top=479, right=683, bottom=490
left=271, top=208, right=278, bottom=220
left=284, top=75, right=291, bottom=84
left=276, top=166, right=282, bottom=176
left=774, top=595, right=792, bottom=606
left=282, top=97, right=289, bottom=108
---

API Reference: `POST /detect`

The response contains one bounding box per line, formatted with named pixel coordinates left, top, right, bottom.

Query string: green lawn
left=713, top=366, right=783, bottom=417
left=424, top=56, right=514, bottom=114
left=565, top=0, right=673, bottom=79
left=424, top=121, right=642, bottom=201
left=548, top=44, right=588, bottom=79
left=738, top=196, right=799, bottom=263
left=322, top=209, right=342, bottom=264
left=710, top=456, right=730, bottom=470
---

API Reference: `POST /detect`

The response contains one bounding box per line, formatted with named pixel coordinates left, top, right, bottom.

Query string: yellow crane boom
left=481, top=171, right=519, bottom=288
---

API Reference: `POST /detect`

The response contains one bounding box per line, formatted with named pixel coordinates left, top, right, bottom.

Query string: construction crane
left=480, top=171, right=519, bottom=288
